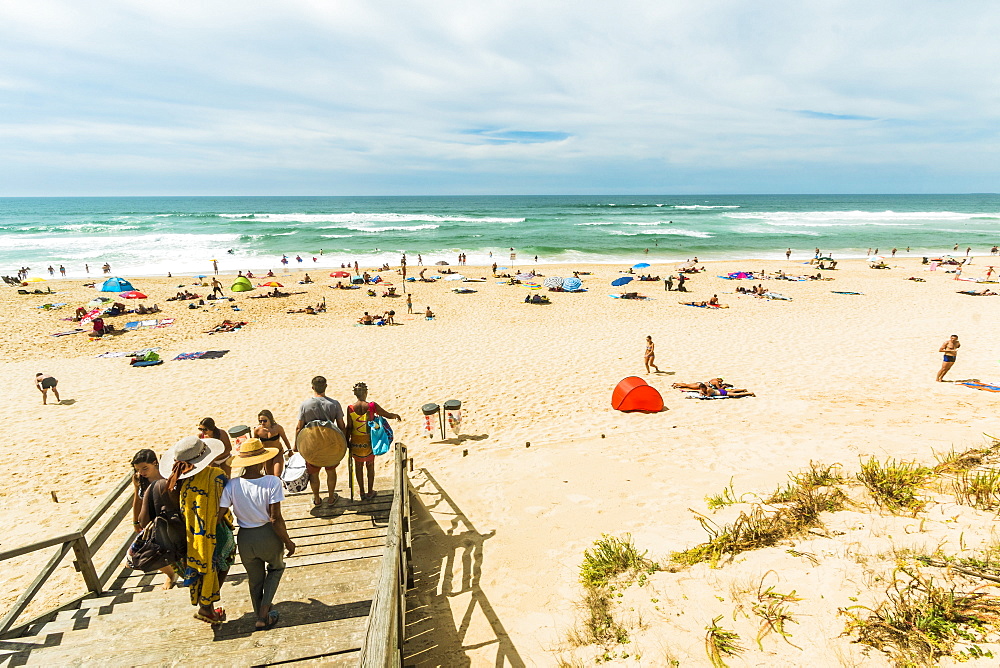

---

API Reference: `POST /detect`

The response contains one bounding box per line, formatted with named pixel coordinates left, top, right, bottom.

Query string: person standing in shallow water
left=937, top=335, right=961, bottom=382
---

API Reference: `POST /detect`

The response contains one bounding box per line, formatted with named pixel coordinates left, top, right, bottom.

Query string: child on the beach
left=344, top=382, right=401, bottom=500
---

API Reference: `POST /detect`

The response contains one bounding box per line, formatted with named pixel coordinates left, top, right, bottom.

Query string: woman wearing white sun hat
left=161, top=434, right=236, bottom=626
left=221, top=438, right=296, bottom=631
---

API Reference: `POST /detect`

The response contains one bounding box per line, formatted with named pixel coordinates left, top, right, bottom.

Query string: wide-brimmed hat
left=230, top=438, right=278, bottom=468
left=159, top=435, right=225, bottom=479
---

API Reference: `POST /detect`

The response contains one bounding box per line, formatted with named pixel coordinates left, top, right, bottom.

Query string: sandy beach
left=4, top=255, right=1000, bottom=665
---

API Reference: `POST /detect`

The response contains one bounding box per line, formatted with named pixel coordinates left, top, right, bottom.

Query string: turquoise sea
left=2, top=195, right=999, bottom=278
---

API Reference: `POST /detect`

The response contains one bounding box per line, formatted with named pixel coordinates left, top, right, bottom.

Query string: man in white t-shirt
left=221, top=439, right=296, bottom=630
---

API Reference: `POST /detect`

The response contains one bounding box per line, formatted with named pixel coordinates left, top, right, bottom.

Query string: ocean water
left=1, top=194, right=999, bottom=278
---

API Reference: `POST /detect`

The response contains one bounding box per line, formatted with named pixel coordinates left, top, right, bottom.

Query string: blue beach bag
left=368, top=402, right=394, bottom=456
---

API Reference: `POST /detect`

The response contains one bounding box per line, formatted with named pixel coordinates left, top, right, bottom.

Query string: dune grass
left=856, top=457, right=931, bottom=513
left=673, top=474, right=846, bottom=568
left=953, top=468, right=1000, bottom=511
left=842, top=566, right=1000, bottom=665
left=575, top=534, right=657, bottom=647
left=705, top=615, right=744, bottom=668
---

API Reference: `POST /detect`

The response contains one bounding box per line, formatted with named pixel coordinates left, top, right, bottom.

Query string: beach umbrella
left=543, top=277, right=564, bottom=288
left=435, top=261, right=449, bottom=266
left=331, top=271, right=351, bottom=278
left=562, top=277, right=583, bottom=291
left=516, top=273, right=535, bottom=281
left=120, top=290, right=147, bottom=299
left=867, top=256, right=885, bottom=263
left=633, top=262, right=650, bottom=268
left=612, top=276, right=634, bottom=286
left=261, top=281, right=283, bottom=287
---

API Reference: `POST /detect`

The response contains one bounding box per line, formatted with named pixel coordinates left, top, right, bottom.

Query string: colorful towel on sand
left=50, top=329, right=85, bottom=337
left=96, top=348, right=160, bottom=358
left=959, top=382, right=1000, bottom=392
left=180, top=467, right=234, bottom=608
left=124, top=318, right=174, bottom=331
left=173, top=350, right=229, bottom=361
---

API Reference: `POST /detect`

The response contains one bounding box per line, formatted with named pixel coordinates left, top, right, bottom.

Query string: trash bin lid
left=443, top=399, right=462, bottom=411
left=421, top=403, right=440, bottom=415
left=227, top=424, right=251, bottom=438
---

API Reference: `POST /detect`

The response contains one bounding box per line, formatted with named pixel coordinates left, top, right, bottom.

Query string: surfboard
left=296, top=421, right=347, bottom=467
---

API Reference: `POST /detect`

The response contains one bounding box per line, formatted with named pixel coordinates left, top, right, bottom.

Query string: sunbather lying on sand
left=672, top=378, right=755, bottom=397
left=205, top=320, right=246, bottom=333
left=287, top=306, right=316, bottom=314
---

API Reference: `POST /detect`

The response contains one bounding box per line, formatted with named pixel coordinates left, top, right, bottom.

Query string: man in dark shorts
left=936, top=335, right=961, bottom=382
left=295, top=376, right=347, bottom=506
left=35, top=373, right=60, bottom=405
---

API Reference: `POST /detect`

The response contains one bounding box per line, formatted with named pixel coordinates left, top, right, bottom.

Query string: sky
left=1, top=0, right=998, bottom=195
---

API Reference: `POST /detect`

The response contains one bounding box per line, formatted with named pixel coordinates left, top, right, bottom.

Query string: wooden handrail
left=359, top=442, right=409, bottom=667
left=0, top=473, right=135, bottom=637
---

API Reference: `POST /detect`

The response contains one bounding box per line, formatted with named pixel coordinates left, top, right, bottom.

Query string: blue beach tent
left=100, top=277, right=135, bottom=292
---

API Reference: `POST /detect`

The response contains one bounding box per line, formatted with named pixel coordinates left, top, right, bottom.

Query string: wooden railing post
left=71, top=537, right=102, bottom=596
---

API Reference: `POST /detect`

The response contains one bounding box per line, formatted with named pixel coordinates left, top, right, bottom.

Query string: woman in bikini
left=644, top=335, right=660, bottom=374
left=198, top=417, right=233, bottom=476
left=344, top=382, right=402, bottom=500
left=254, top=409, right=290, bottom=477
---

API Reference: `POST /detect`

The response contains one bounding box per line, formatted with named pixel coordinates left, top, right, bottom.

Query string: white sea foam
left=322, top=224, right=441, bottom=233
left=218, top=213, right=524, bottom=224
left=724, top=210, right=999, bottom=226
left=609, top=230, right=712, bottom=238
left=575, top=222, right=617, bottom=226
left=672, top=205, right=740, bottom=210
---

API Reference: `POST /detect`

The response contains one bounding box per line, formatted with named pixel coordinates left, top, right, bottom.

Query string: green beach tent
left=231, top=276, right=254, bottom=292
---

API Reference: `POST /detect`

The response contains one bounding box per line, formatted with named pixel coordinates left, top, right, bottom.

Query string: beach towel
left=959, top=382, right=1000, bottom=392
left=180, top=467, right=234, bottom=608
left=155, top=318, right=175, bottom=328
left=131, top=360, right=163, bottom=367
left=124, top=321, right=140, bottom=331
left=36, top=303, right=67, bottom=310
left=173, top=350, right=229, bottom=361
left=683, top=391, right=747, bottom=400
left=50, top=329, right=85, bottom=337
left=96, top=347, right=159, bottom=359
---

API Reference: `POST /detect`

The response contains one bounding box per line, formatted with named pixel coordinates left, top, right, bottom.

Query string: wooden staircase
left=0, top=444, right=411, bottom=667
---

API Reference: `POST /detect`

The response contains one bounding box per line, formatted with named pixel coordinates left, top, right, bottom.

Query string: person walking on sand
left=344, top=383, right=402, bottom=500
left=295, top=376, right=346, bottom=507
left=211, top=277, right=223, bottom=298
left=937, top=335, right=961, bottom=382
left=35, top=373, right=60, bottom=405
left=644, top=336, right=661, bottom=374
left=406, top=294, right=413, bottom=314
left=786, top=248, right=791, bottom=260
left=892, top=248, right=897, bottom=257
left=664, top=275, right=673, bottom=291
left=221, top=439, right=295, bottom=631
left=212, top=259, right=218, bottom=275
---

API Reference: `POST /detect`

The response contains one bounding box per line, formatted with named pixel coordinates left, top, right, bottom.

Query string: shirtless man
left=35, top=373, right=60, bottom=405
left=936, top=334, right=961, bottom=382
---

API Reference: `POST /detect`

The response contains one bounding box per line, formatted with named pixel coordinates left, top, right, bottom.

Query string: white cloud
left=0, top=0, right=998, bottom=193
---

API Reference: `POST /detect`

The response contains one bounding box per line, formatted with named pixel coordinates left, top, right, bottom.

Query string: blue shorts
left=943, top=355, right=956, bottom=363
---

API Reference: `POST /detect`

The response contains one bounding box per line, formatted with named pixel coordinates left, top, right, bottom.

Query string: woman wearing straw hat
left=222, top=439, right=296, bottom=630
left=161, top=435, right=236, bottom=626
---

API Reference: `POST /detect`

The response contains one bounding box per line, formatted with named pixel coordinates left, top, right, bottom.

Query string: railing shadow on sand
left=403, top=467, right=525, bottom=668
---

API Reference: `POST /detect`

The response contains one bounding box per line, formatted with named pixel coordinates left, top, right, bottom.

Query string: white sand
left=4, top=257, right=1000, bottom=662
